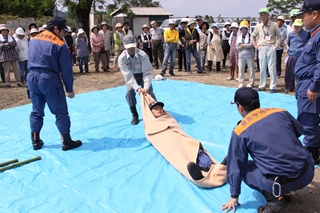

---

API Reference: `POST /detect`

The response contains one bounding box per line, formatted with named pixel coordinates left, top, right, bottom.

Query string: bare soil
left=0, top=58, right=319, bottom=212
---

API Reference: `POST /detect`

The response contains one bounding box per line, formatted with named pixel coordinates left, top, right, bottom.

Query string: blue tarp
left=0, top=80, right=299, bottom=213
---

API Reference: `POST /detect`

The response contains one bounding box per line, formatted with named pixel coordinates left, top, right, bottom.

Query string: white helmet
left=15, top=27, right=25, bottom=36
left=155, top=74, right=166, bottom=81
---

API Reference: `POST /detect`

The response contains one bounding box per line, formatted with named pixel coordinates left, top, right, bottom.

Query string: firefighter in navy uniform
left=222, top=87, right=314, bottom=213
left=294, top=0, right=320, bottom=165
left=27, top=17, right=82, bottom=151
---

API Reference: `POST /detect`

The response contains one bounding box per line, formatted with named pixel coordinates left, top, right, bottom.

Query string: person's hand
left=255, top=44, right=259, bottom=49
left=240, top=44, right=245, bottom=48
left=181, top=44, right=184, bottom=47
left=280, top=43, right=285, bottom=47
left=189, top=40, right=195, bottom=44
left=137, top=88, right=148, bottom=95
left=210, top=45, right=215, bottom=50
left=67, top=91, right=75, bottom=99
left=307, top=89, right=318, bottom=102
left=222, top=198, right=240, bottom=213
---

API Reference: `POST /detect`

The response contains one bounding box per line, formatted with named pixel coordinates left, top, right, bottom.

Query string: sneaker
left=187, top=162, right=204, bottom=180
left=226, top=76, right=234, bottom=81
left=270, top=89, right=276, bottom=93
left=246, top=84, right=252, bottom=88
left=238, top=84, right=244, bottom=88
left=257, top=196, right=288, bottom=213
left=257, top=88, right=265, bottom=91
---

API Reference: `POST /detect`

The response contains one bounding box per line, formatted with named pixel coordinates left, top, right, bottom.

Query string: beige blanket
left=141, top=94, right=227, bottom=188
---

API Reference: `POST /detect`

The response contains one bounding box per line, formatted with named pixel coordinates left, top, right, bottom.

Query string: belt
left=264, top=160, right=309, bottom=184
left=297, top=76, right=312, bottom=81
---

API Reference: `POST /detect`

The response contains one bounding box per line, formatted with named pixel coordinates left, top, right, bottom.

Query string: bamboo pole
left=0, top=156, right=41, bottom=172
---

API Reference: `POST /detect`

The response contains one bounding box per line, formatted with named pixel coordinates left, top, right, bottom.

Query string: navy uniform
left=118, top=35, right=157, bottom=125
left=294, top=0, right=320, bottom=164
left=222, top=87, right=314, bottom=213
left=27, top=17, right=82, bottom=151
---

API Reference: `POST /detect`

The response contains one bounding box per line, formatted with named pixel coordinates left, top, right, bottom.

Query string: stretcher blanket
left=0, top=80, right=301, bottom=212
left=141, top=94, right=227, bottom=188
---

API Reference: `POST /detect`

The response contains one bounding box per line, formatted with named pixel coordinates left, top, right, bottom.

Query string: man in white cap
left=160, top=19, right=179, bottom=76
left=251, top=8, right=281, bottom=93
left=150, top=20, right=164, bottom=69
left=275, top=16, right=287, bottom=78
left=118, top=35, right=157, bottom=125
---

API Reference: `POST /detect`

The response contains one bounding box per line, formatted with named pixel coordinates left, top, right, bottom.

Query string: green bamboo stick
left=0, top=159, right=18, bottom=167
left=0, top=156, right=41, bottom=172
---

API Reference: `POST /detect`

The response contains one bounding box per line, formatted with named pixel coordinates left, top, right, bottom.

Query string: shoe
left=238, top=84, right=244, bottom=88
left=169, top=73, right=176, bottom=76
left=270, top=89, right=276, bottom=93
left=17, top=83, right=22, bottom=87
left=257, top=88, right=265, bottom=91
left=131, top=115, right=139, bottom=125
left=197, top=71, right=206, bottom=74
left=5, top=84, right=10, bottom=88
left=187, top=71, right=192, bottom=74
left=85, top=71, right=89, bottom=73
left=160, top=72, right=165, bottom=76
left=103, top=68, right=110, bottom=72
left=187, top=162, right=204, bottom=180
left=257, top=196, right=288, bottom=213
left=31, top=132, right=44, bottom=150
left=61, top=133, right=82, bottom=151
left=235, top=78, right=239, bottom=81
left=226, top=76, right=234, bottom=81
left=178, top=68, right=182, bottom=71
left=113, top=67, right=119, bottom=71
left=284, top=90, right=289, bottom=93
left=246, top=84, right=252, bottom=88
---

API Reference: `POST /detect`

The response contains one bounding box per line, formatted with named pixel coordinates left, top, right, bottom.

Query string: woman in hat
left=99, top=21, right=112, bottom=70
left=199, top=21, right=209, bottom=71
left=227, top=22, right=240, bottom=81
left=140, top=24, right=153, bottom=63
left=90, top=25, right=107, bottom=72
left=28, top=28, right=39, bottom=41
left=0, top=24, right=21, bottom=87
left=113, top=23, right=126, bottom=71
left=15, top=27, right=29, bottom=84
left=207, top=24, right=224, bottom=72
left=222, top=22, right=232, bottom=68
left=75, top=28, right=89, bottom=73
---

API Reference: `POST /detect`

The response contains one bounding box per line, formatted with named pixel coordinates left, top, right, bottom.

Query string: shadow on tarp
left=0, top=80, right=302, bottom=212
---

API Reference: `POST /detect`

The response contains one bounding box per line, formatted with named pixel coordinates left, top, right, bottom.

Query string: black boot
left=61, top=133, right=82, bottom=151
left=31, top=132, right=44, bottom=150
left=305, top=146, right=319, bottom=165
left=257, top=191, right=288, bottom=213
left=187, top=162, right=204, bottom=180
left=208, top=61, right=213, bottom=71
left=216, top=62, right=221, bottom=71
left=130, top=106, right=139, bottom=125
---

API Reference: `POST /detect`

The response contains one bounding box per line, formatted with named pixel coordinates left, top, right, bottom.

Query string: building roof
left=111, top=7, right=173, bottom=17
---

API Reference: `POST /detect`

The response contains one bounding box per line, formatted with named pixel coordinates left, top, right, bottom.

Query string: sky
left=160, top=0, right=268, bottom=19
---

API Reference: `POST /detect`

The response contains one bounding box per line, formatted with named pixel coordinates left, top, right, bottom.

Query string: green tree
left=267, top=0, right=301, bottom=18
left=0, top=0, right=55, bottom=18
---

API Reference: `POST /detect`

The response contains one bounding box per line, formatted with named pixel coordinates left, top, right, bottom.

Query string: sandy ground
left=0, top=58, right=319, bottom=212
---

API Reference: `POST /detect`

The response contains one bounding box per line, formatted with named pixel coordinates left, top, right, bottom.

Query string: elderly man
left=222, top=87, right=314, bottom=213
left=118, top=35, right=157, bottom=125
left=287, top=9, right=301, bottom=36
left=150, top=21, right=164, bottom=69
left=251, top=8, right=281, bottom=93
left=160, top=19, right=179, bottom=77
left=294, top=0, right=320, bottom=165
left=275, top=16, right=287, bottom=78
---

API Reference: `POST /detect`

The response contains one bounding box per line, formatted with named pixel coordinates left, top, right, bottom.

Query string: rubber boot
left=31, top=132, right=44, bottom=150
left=216, top=62, right=221, bottom=71
left=187, top=162, right=204, bottom=180
left=61, top=133, right=82, bottom=151
left=305, top=146, right=320, bottom=165
left=208, top=61, right=213, bottom=71
left=130, top=106, right=139, bottom=125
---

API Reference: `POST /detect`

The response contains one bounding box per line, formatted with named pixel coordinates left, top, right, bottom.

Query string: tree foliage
left=0, top=0, right=55, bottom=18
left=267, top=0, right=301, bottom=18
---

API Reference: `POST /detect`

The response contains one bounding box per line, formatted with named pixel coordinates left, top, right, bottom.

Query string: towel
left=237, top=33, right=250, bottom=44
left=141, top=94, right=227, bottom=188
left=0, top=34, right=13, bottom=43
left=228, top=31, right=241, bottom=46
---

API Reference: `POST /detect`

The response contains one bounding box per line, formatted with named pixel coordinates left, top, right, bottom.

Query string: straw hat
left=142, top=24, right=149, bottom=30
left=115, top=23, right=123, bottom=29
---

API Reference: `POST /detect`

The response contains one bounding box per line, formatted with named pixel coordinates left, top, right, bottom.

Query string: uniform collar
left=310, top=23, right=320, bottom=37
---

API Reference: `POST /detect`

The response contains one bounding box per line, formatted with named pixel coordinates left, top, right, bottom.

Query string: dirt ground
left=0, top=57, right=319, bottom=212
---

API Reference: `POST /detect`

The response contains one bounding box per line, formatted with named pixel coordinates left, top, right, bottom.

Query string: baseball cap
left=123, top=35, right=137, bottom=49
left=258, top=7, right=270, bottom=14
left=231, top=87, right=260, bottom=107
left=48, top=17, right=69, bottom=32
left=149, top=101, right=164, bottom=110
left=297, top=0, right=320, bottom=15
left=290, top=9, right=300, bottom=17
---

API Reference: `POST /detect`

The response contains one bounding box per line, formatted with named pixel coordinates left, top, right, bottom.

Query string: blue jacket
left=227, top=108, right=313, bottom=196
left=287, top=29, right=308, bottom=58
left=28, top=30, right=74, bottom=93
left=294, top=24, right=320, bottom=92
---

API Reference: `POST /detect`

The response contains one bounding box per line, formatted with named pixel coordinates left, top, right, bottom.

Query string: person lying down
left=141, top=94, right=227, bottom=188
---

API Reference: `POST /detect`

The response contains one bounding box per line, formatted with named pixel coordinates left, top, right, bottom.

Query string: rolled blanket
left=141, top=94, right=227, bottom=188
